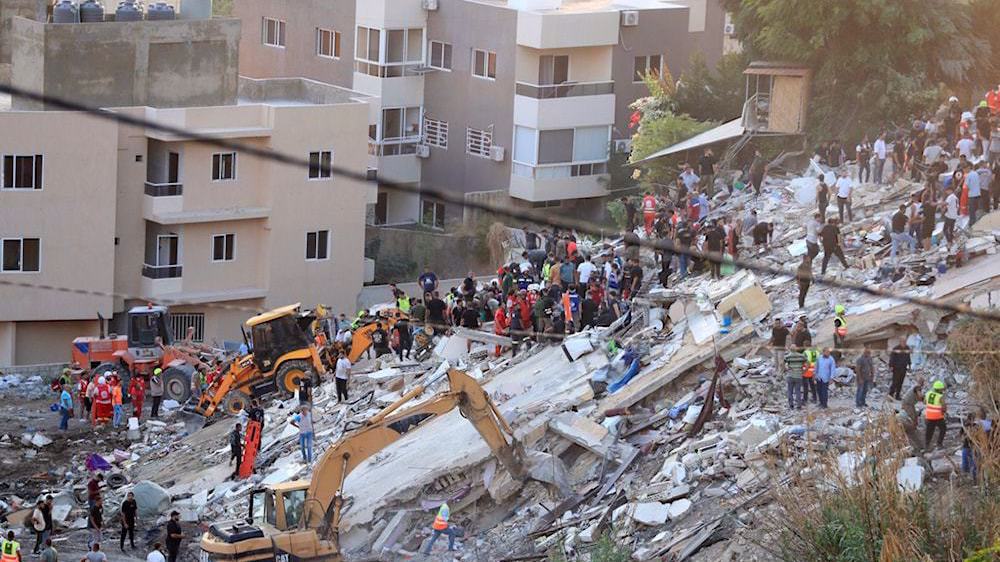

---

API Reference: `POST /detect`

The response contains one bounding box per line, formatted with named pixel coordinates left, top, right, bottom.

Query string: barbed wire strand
left=1, top=82, right=999, bottom=332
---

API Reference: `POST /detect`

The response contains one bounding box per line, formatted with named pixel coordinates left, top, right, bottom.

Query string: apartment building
left=0, top=5, right=375, bottom=367
left=234, top=0, right=726, bottom=226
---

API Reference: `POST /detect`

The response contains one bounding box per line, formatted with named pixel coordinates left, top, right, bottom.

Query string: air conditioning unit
left=724, top=23, right=736, bottom=35
left=489, top=146, right=506, bottom=162
left=415, top=144, right=431, bottom=158
left=621, top=10, right=639, bottom=27
left=613, top=139, right=633, bottom=154
left=422, top=0, right=438, bottom=10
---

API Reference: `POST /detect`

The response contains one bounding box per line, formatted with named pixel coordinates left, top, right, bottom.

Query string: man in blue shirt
left=815, top=348, right=836, bottom=408
left=966, top=164, right=981, bottom=224
left=418, top=267, right=439, bottom=296
left=59, top=382, right=74, bottom=430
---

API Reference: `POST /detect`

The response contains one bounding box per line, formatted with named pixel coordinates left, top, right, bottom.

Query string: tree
left=674, top=51, right=750, bottom=123
left=628, top=74, right=714, bottom=189
left=213, top=0, right=233, bottom=16
left=722, top=0, right=994, bottom=140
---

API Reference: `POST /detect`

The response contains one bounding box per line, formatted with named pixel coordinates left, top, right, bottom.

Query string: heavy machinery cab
left=127, top=305, right=172, bottom=357
left=245, top=304, right=313, bottom=373
left=248, top=481, right=311, bottom=532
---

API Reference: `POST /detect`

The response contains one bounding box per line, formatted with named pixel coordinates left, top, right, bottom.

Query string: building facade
left=234, top=0, right=726, bottom=227
left=0, top=8, right=374, bottom=367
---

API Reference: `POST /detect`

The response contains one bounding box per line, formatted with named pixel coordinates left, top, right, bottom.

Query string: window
left=538, top=129, right=574, bottom=164
left=421, top=201, right=445, bottom=229
left=633, top=55, right=662, bottom=82
left=168, top=312, right=204, bottom=342
left=355, top=26, right=424, bottom=77
left=316, top=28, right=341, bottom=58
left=212, top=233, right=235, bottom=262
left=472, top=48, right=497, bottom=80
left=538, top=55, right=569, bottom=85
left=2, top=155, right=43, bottom=190
left=466, top=127, right=493, bottom=158
left=429, top=40, right=452, bottom=70
left=571, top=162, right=608, bottom=176
left=532, top=200, right=562, bottom=208
left=1, top=238, right=40, bottom=272
left=212, top=152, right=236, bottom=181
left=262, top=17, right=286, bottom=47
left=305, top=230, right=329, bottom=261
left=308, top=150, right=333, bottom=179
left=381, top=107, right=422, bottom=141
left=423, top=118, right=448, bottom=149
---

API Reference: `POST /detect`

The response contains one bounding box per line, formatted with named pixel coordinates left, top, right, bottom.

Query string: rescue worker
left=925, top=380, right=948, bottom=450
left=801, top=345, right=819, bottom=404
left=493, top=302, right=509, bottom=357
left=396, top=292, right=411, bottom=314
left=110, top=376, right=124, bottom=429
left=92, top=375, right=113, bottom=426
left=1, top=530, right=22, bottom=562
left=149, top=368, right=164, bottom=419
left=128, top=374, right=145, bottom=419
left=832, top=304, right=848, bottom=349
left=78, top=373, right=91, bottom=420
left=422, top=502, right=458, bottom=555
left=641, top=191, right=657, bottom=236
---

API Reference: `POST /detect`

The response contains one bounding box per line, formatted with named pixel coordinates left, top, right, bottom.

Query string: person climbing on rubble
left=149, top=368, right=164, bottom=419
left=229, top=422, right=243, bottom=477
left=832, top=305, right=848, bottom=350
left=770, top=318, right=790, bottom=376
left=87, top=497, right=103, bottom=548
left=820, top=218, right=850, bottom=275
left=291, top=404, right=315, bottom=464
left=422, top=502, right=460, bottom=555
left=128, top=373, right=145, bottom=420
left=87, top=474, right=103, bottom=509
left=641, top=191, right=657, bottom=236
left=796, top=256, right=813, bottom=309
left=854, top=346, right=875, bottom=409
left=119, top=491, right=137, bottom=552
left=925, top=380, right=948, bottom=450
left=334, top=352, right=351, bottom=403
left=888, top=341, right=911, bottom=400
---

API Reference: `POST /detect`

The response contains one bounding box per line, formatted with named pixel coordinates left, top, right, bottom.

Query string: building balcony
left=141, top=264, right=183, bottom=298
left=513, top=89, right=615, bottom=129
left=516, top=10, right=619, bottom=49
left=143, top=182, right=184, bottom=219
left=510, top=162, right=609, bottom=202
left=142, top=264, right=182, bottom=279
left=369, top=139, right=422, bottom=184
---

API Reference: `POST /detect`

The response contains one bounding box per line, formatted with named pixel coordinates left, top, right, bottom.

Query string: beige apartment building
left=234, top=0, right=727, bottom=226
left=0, top=3, right=375, bottom=367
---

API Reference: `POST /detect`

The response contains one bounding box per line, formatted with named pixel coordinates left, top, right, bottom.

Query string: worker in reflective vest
left=802, top=348, right=818, bottom=404
left=92, top=374, right=114, bottom=426
left=833, top=305, right=848, bottom=348
left=925, top=380, right=948, bottom=450
left=422, top=502, right=458, bottom=555
left=1, top=530, right=21, bottom=562
left=642, top=192, right=657, bottom=236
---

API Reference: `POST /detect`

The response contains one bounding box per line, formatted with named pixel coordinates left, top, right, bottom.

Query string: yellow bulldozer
left=198, top=368, right=565, bottom=561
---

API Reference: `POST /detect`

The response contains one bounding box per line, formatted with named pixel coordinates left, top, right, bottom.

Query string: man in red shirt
left=128, top=375, right=146, bottom=419
left=641, top=192, right=657, bottom=236
left=493, top=303, right=509, bottom=357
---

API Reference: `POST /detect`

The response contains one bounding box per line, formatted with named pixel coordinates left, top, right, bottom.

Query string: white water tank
left=179, top=0, right=211, bottom=19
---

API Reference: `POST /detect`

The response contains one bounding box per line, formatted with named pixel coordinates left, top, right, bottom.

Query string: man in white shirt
left=923, top=141, right=944, bottom=164
left=805, top=212, right=822, bottom=259
left=956, top=133, right=975, bottom=161
left=944, top=187, right=959, bottom=245
left=334, top=354, right=351, bottom=402
left=873, top=133, right=888, bottom=184
left=835, top=171, right=853, bottom=223
left=576, top=256, right=596, bottom=286
left=679, top=166, right=700, bottom=191
left=147, top=543, right=166, bottom=562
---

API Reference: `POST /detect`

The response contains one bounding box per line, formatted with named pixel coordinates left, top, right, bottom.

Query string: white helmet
left=98, top=376, right=107, bottom=384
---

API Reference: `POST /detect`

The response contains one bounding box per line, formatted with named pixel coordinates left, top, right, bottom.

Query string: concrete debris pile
left=2, top=160, right=999, bottom=561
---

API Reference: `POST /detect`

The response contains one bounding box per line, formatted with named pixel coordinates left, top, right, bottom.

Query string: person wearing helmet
left=924, top=380, right=948, bottom=450
left=833, top=304, right=848, bottom=349
left=149, top=367, right=165, bottom=419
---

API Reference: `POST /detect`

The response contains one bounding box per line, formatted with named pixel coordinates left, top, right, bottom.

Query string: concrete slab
left=548, top=412, right=611, bottom=457
left=631, top=502, right=669, bottom=526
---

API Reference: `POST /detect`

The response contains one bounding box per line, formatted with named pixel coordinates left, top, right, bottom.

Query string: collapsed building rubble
left=2, top=159, right=1000, bottom=561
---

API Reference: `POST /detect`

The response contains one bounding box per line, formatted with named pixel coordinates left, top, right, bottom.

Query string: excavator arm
left=303, top=369, right=526, bottom=549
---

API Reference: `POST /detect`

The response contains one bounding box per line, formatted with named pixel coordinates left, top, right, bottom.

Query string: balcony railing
left=142, top=264, right=183, bottom=279
left=515, top=81, right=614, bottom=99
left=144, top=182, right=183, bottom=197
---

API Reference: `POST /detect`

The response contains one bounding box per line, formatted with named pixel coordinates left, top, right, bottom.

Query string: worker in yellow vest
left=0, top=530, right=21, bottom=562
left=422, top=502, right=459, bottom=555
left=396, top=294, right=411, bottom=314
left=801, top=346, right=819, bottom=404
left=925, top=380, right=948, bottom=450
left=833, top=304, right=848, bottom=349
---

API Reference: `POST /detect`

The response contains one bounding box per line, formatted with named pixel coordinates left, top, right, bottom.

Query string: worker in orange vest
left=925, top=380, right=948, bottom=450
left=1, top=530, right=22, bottom=562
left=422, top=502, right=459, bottom=555
left=493, top=303, right=509, bottom=357
left=111, top=375, right=124, bottom=429
left=833, top=305, right=848, bottom=349
left=641, top=192, right=657, bottom=236
left=802, top=347, right=818, bottom=405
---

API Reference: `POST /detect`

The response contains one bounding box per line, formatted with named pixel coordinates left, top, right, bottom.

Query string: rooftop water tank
left=146, top=2, right=175, bottom=20
left=115, top=0, right=142, bottom=21
left=53, top=0, right=80, bottom=23
left=79, top=0, right=105, bottom=22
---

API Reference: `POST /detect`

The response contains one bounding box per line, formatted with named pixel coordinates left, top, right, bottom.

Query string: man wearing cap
left=149, top=368, right=164, bottom=418
left=165, top=511, right=183, bottom=562
left=925, top=380, right=948, bottom=450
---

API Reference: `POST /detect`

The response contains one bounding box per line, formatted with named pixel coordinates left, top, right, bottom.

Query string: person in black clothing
left=508, top=305, right=524, bottom=356
left=625, top=259, right=643, bottom=298
left=165, top=511, right=183, bottom=562
left=394, top=317, right=412, bottom=361
left=461, top=301, right=480, bottom=352
left=856, top=136, right=872, bottom=183
left=751, top=222, right=774, bottom=247
left=370, top=323, right=390, bottom=357
left=887, top=342, right=911, bottom=399
left=703, top=220, right=725, bottom=279
left=461, top=272, right=477, bottom=299
left=581, top=290, right=598, bottom=329
left=120, top=491, right=137, bottom=551
left=621, top=196, right=637, bottom=232
left=247, top=399, right=265, bottom=454
left=297, top=374, right=312, bottom=405
left=816, top=179, right=830, bottom=223
left=229, top=423, right=243, bottom=475
left=675, top=222, right=693, bottom=279
left=425, top=292, right=447, bottom=334
left=42, top=495, right=53, bottom=549
left=820, top=218, right=849, bottom=274
left=698, top=148, right=718, bottom=196
left=88, top=498, right=103, bottom=548
left=749, top=150, right=766, bottom=195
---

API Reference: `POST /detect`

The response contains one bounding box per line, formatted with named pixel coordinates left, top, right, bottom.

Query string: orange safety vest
left=802, top=349, right=818, bottom=378
left=432, top=514, right=448, bottom=531
left=112, top=386, right=123, bottom=406
left=925, top=391, right=944, bottom=421
left=0, top=539, right=20, bottom=562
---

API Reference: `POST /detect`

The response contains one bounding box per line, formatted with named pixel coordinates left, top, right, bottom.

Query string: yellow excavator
left=198, top=368, right=562, bottom=561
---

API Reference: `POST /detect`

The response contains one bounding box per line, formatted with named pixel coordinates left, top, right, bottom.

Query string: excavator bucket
left=178, top=402, right=210, bottom=433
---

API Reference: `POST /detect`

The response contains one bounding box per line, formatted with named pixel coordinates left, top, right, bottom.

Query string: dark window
left=212, top=233, right=235, bottom=262
left=308, top=151, right=333, bottom=179
left=1, top=238, right=39, bottom=272
left=212, top=153, right=236, bottom=181
left=2, top=155, right=42, bottom=189
left=306, top=230, right=329, bottom=260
